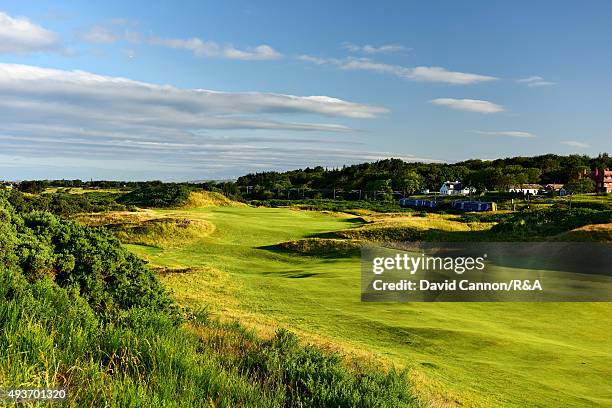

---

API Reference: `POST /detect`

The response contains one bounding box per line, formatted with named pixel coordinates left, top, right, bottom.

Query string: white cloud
left=149, top=36, right=219, bottom=57
left=223, top=44, right=281, bottom=60
left=0, top=11, right=60, bottom=54
left=78, top=25, right=281, bottom=60
left=79, top=24, right=120, bottom=44
left=561, top=140, right=591, bottom=148
left=430, top=98, right=504, bottom=113
left=408, top=66, right=496, bottom=84
left=149, top=35, right=281, bottom=60
left=342, top=42, right=409, bottom=54
left=298, top=55, right=335, bottom=65
left=78, top=19, right=141, bottom=45
left=473, top=130, right=535, bottom=138
left=0, top=63, right=397, bottom=177
left=517, top=76, right=556, bottom=87
left=0, top=63, right=386, bottom=122
left=299, top=55, right=497, bottom=85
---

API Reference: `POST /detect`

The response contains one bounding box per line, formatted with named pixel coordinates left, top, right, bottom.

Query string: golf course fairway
left=124, top=205, right=612, bottom=408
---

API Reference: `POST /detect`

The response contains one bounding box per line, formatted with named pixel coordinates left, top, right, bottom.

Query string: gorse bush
left=0, top=191, right=417, bottom=407
left=6, top=189, right=126, bottom=217
left=1, top=204, right=174, bottom=319
left=238, top=329, right=414, bottom=407
left=118, top=185, right=192, bottom=208
left=492, top=208, right=612, bottom=236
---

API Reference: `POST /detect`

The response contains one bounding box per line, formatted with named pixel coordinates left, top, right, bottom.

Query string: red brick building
left=592, top=168, right=612, bottom=193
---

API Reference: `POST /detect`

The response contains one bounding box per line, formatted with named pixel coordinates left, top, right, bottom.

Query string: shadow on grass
left=257, top=243, right=360, bottom=259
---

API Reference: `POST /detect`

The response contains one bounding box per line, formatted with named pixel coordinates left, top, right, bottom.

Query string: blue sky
left=0, top=1, right=610, bottom=180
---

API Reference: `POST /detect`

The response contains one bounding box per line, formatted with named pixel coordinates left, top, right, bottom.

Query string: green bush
left=6, top=189, right=126, bottom=217
left=118, top=185, right=192, bottom=208
left=491, top=208, right=612, bottom=236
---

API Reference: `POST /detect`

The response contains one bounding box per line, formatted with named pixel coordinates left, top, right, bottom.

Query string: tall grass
left=0, top=271, right=417, bottom=407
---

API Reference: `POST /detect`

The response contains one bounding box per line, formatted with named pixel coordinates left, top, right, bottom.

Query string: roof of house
left=509, top=184, right=542, bottom=189
left=441, top=181, right=462, bottom=188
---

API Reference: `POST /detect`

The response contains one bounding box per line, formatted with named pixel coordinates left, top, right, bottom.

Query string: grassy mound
left=113, top=217, right=213, bottom=248
left=75, top=211, right=214, bottom=248
left=278, top=238, right=362, bottom=256
left=73, top=209, right=157, bottom=226
left=552, top=223, right=612, bottom=241
left=331, top=213, right=493, bottom=242
left=183, top=190, right=246, bottom=208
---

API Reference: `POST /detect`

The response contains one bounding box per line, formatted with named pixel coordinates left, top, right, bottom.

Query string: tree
left=398, top=171, right=422, bottom=195
left=365, top=179, right=393, bottom=201
left=564, top=178, right=595, bottom=194
left=17, top=180, right=47, bottom=194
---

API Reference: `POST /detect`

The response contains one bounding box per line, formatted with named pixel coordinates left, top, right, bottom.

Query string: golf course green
left=123, top=205, right=612, bottom=407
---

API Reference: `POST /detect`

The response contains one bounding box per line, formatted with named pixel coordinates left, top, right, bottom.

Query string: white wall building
left=439, top=181, right=475, bottom=195
left=508, top=184, right=542, bottom=195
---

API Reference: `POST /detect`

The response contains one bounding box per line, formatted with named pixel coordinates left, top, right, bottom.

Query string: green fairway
left=125, top=205, right=612, bottom=407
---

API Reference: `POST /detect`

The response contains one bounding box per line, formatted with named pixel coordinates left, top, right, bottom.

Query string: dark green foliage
left=118, top=185, right=192, bottom=208
left=237, top=154, right=612, bottom=199
left=16, top=180, right=48, bottom=193
left=251, top=199, right=413, bottom=214
left=235, top=329, right=415, bottom=407
left=6, top=189, right=126, bottom=216
left=564, top=178, right=596, bottom=193
left=1, top=194, right=175, bottom=319
left=491, top=208, right=612, bottom=236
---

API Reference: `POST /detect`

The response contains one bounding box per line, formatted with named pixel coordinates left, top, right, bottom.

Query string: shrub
left=118, top=185, right=192, bottom=208
left=491, top=208, right=612, bottom=236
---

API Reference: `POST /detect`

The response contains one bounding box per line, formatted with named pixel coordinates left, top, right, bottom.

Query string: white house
left=508, top=184, right=542, bottom=195
left=439, top=181, right=475, bottom=195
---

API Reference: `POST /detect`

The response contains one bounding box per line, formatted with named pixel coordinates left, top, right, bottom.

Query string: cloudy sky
left=0, top=1, right=611, bottom=180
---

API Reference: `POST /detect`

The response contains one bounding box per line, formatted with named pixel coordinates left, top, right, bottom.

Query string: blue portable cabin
left=450, top=200, right=496, bottom=212
left=399, top=198, right=439, bottom=208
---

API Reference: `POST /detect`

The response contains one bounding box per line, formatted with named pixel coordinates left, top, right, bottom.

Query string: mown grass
left=125, top=205, right=612, bottom=408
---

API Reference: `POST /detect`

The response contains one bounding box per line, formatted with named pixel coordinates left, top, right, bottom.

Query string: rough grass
left=1, top=274, right=418, bottom=407
left=113, top=218, right=214, bottom=248
left=75, top=211, right=214, bottom=248
left=552, top=223, right=612, bottom=241
left=183, top=191, right=246, bottom=208
left=331, top=213, right=494, bottom=242
left=277, top=238, right=362, bottom=256
left=43, top=187, right=127, bottom=194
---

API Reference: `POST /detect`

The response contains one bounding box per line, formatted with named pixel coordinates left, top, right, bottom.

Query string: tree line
left=9, top=153, right=611, bottom=200
left=236, top=154, right=610, bottom=199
